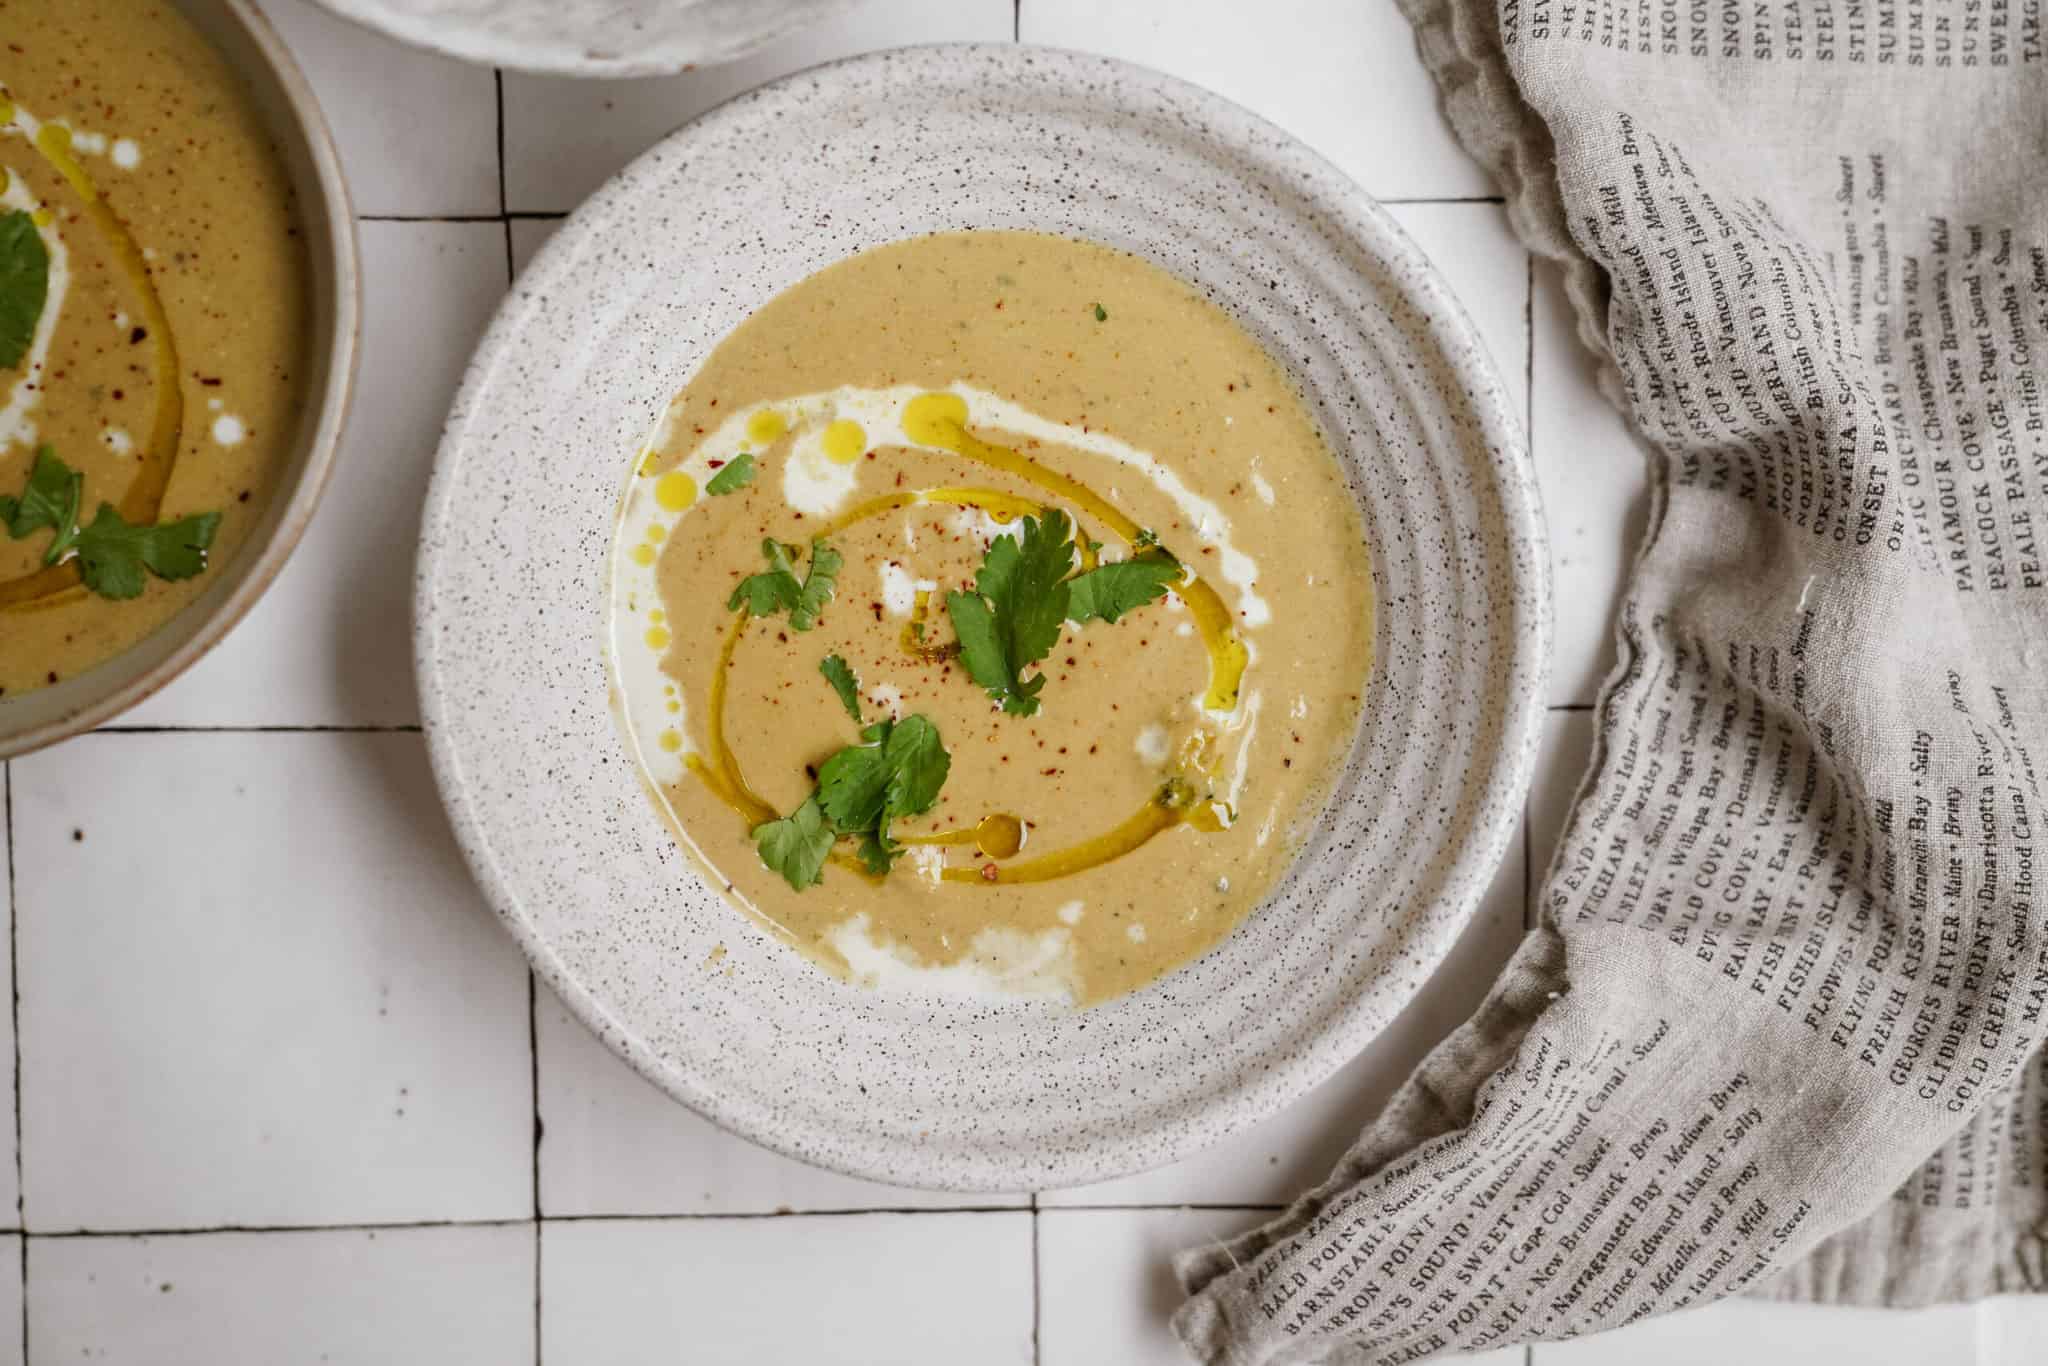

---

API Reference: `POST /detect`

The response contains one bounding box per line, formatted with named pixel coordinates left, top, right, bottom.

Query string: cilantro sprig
left=819, top=653, right=862, bottom=722
left=0, top=446, right=220, bottom=600
left=1065, top=556, right=1181, bottom=626
left=946, top=509, right=1184, bottom=716
left=0, top=210, right=50, bottom=371
left=727, top=536, right=840, bottom=629
left=947, top=509, right=1077, bottom=717
left=751, top=714, right=952, bottom=887
left=704, top=453, right=756, bottom=496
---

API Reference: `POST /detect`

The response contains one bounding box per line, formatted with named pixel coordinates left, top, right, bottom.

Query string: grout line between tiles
left=19, top=1205, right=1226, bottom=1242
left=494, top=70, right=510, bottom=218
left=358, top=212, right=565, bottom=223
left=4, top=762, right=23, bottom=1366
left=1013, top=0, right=1022, bottom=42
left=528, top=971, right=542, bottom=1366
left=90, top=725, right=423, bottom=734
left=1030, top=1191, right=1042, bottom=1365
left=494, top=64, right=538, bottom=1366
left=27, top=1217, right=537, bottom=1240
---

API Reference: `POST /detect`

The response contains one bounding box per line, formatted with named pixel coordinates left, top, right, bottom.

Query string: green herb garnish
left=819, top=653, right=862, bottom=722
left=0, top=210, right=50, bottom=370
left=1092, top=302, right=1108, bottom=322
left=726, top=536, right=840, bottom=630
left=0, top=446, right=220, bottom=600
left=3, top=445, right=81, bottom=544
left=1065, top=556, right=1182, bottom=625
left=753, top=714, right=952, bottom=886
left=751, top=795, right=836, bottom=890
left=72, top=504, right=222, bottom=600
left=947, top=510, right=1076, bottom=717
left=704, top=453, right=756, bottom=496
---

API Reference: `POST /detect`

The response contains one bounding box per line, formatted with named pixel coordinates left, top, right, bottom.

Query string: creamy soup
left=0, top=0, right=308, bottom=695
left=611, top=231, right=1374, bottom=1005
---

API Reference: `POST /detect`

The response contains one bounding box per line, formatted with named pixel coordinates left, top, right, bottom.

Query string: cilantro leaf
left=6, top=446, right=82, bottom=551
left=946, top=510, right=1075, bottom=716
left=808, top=714, right=952, bottom=879
left=1092, top=302, right=1108, bottom=322
left=705, top=453, right=756, bottom=496
left=819, top=653, right=863, bottom=722
left=1066, top=556, right=1182, bottom=625
left=0, top=210, right=50, bottom=371
left=1, top=446, right=223, bottom=599
left=751, top=796, right=835, bottom=890
left=727, top=539, right=801, bottom=615
left=948, top=589, right=1032, bottom=713
left=856, top=830, right=897, bottom=876
left=882, top=714, right=949, bottom=818
left=725, top=537, right=838, bottom=630
left=791, top=541, right=840, bottom=630
left=817, top=720, right=895, bottom=833
left=72, top=504, right=221, bottom=600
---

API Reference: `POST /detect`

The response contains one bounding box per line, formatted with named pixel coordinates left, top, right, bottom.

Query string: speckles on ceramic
left=309, top=0, right=856, bottom=77
left=414, top=46, right=1549, bottom=1191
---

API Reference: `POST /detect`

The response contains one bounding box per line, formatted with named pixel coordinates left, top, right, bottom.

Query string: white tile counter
left=2, top=0, right=2038, bottom=1360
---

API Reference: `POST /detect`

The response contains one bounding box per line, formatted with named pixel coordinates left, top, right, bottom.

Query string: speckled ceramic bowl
left=307, top=0, right=856, bottom=77
left=0, top=0, right=358, bottom=759
left=417, top=45, right=1548, bottom=1190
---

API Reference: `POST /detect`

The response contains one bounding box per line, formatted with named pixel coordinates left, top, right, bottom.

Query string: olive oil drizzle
left=681, top=397, right=1250, bottom=885
left=0, top=111, right=187, bottom=610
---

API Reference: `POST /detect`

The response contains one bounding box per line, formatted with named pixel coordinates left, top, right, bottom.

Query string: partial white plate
left=416, top=45, right=1548, bottom=1191
left=307, top=0, right=855, bottom=77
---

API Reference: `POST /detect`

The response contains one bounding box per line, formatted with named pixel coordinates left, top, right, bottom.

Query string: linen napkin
left=1176, top=3, right=2048, bottom=1360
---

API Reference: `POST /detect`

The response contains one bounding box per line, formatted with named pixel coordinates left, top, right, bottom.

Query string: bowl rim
left=417, top=41, right=1552, bottom=1190
left=305, top=0, right=856, bottom=78
left=0, top=0, right=362, bottom=759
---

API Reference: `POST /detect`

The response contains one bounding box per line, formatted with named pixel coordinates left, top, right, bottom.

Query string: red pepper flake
left=198, top=376, right=222, bottom=387
left=707, top=458, right=725, bottom=468
left=979, top=862, right=999, bottom=881
left=130, top=327, right=147, bottom=344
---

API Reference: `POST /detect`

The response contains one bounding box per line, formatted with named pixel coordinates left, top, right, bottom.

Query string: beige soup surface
left=611, top=231, right=1374, bottom=1005
left=0, top=0, right=309, bottom=696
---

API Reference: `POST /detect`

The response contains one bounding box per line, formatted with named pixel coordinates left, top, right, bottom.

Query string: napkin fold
left=1176, top=3, right=2048, bottom=1360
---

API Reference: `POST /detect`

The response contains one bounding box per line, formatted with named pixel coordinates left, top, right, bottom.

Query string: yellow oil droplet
left=658, top=730, right=684, bottom=753
left=649, top=609, right=665, bottom=624
left=666, top=700, right=681, bottom=714
left=645, top=626, right=672, bottom=650
left=746, top=409, right=788, bottom=444
left=31, top=208, right=52, bottom=228
left=637, top=448, right=661, bottom=475
left=902, top=391, right=969, bottom=447
left=0, top=97, right=15, bottom=126
left=975, top=814, right=1026, bottom=859
left=654, top=471, right=697, bottom=512
left=629, top=544, right=656, bottom=567
left=822, top=419, right=866, bottom=464
left=645, top=523, right=667, bottom=543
